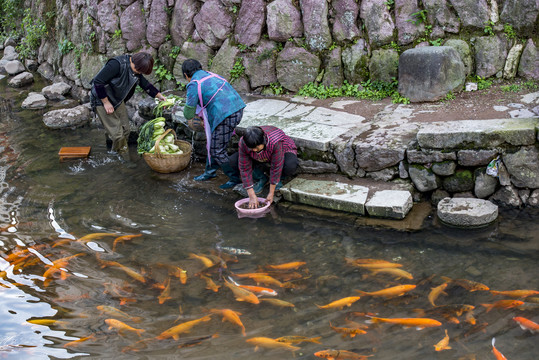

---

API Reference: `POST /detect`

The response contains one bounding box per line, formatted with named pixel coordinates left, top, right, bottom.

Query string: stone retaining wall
left=1, top=0, right=538, bottom=103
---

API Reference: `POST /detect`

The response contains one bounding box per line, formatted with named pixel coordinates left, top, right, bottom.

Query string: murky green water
left=0, top=78, right=538, bottom=360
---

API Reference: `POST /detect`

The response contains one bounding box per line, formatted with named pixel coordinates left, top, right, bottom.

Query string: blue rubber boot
left=275, top=181, right=283, bottom=191
left=194, top=161, right=219, bottom=181
left=252, top=168, right=268, bottom=194
left=219, top=162, right=241, bottom=189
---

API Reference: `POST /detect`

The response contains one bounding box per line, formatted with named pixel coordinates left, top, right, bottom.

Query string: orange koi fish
left=156, top=315, right=212, bottom=340
left=490, top=290, right=539, bottom=298
left=105, top=319, right=145, bottom=337
left=314, top=349, right=372, bottom=359
left=367, top=267, right=413, bottom=280
left=233, top=272, right=269, bottom=278
left=63, top=334, right=96, bottom=348
left=481, top=300, right=524, bottom=313
left=512, top=317, right=539, bottom=333
left=355, top=284, right=416, bottom=298
left=265, top=261, right=306, bottom=270
left=259, top=298, right=295, bottom=308
left=224, top=280, right=259, bottom=304
left=209, top=308, right=246, bottom=336
left=200, top=275, right=220, bottom=292
left=97, top=305, right=142, bottom=323
left=156, top=263, right=187, bottom=284
left=344, top=257, right=402, bottom=269
left=428, top=283, right=448, bottom=306
left=245, top=337, right=300, bottom=352
left=27, top=319, right=69, bottom=326
left=158, top=278, right=172, bottom=304
left=316, top=296, right=361, bottom=310
left=77, top=232, right=117, bottom=243
left=329, top=322, right=367, bottom=338
left=441, top=276, right=489, bottom=291
left=491, top=338, right=508, bottom=360
left=42, top=260, right=69, bottom=286
left=275, top=336, right=322, bottom=344
left=434, top=329, right=451, bottom=351
left=245, top=274, right=283, bottom=288
left=237, top=284, right=277, bottom=297
left=188, top=253, right=214, bottom=268
left=112, top=234, right=142, bottom=251
left=119, top=297, right=137, bottom=306
left=366, top=316, right=442, bottom=330
left=98, top=259, right=146, bottom=283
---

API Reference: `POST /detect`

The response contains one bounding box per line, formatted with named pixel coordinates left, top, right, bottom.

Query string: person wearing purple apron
left=182, top=59, right=246, bottom=189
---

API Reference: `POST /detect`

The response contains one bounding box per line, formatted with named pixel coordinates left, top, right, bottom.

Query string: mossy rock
left=442, top=169, right=474, bottom=193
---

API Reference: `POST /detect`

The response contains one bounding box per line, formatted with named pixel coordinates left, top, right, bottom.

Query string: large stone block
left=266, top=0, right=303, bottom=42
left=8, top=72, right=34, bottom=87
left=209, top=39, right=239, bottom=82
left=474, top=167, right=498, bottom=199
left=276, top=43, right=320, bottom=92
left=409, top=164, right=440, bottom=192
left=42, top=105, right=91, bottom=129
left=280, top=178, right=369, bottom=215
left=322, top=47, right=344, bottom=88
left=170, top=0, right=199, bottom=47
left=417, top=119, right=538, bottom=149
left=503, top=146, right=539, bottom=189
left=193, top=0, right=233, bottom=48
left=474, top=36, right=508, bottom=79
left=172, top=42, right=215, bottom=82
left=443, top=39, right=473, bottom=76
left=369, top=49, right=399, bottom=83
left=355, top=145, right=405, bottom=172
left=395, top=0, right=424, bottom=45
left=424, top=0, right=459, bottom=35
left=243, top=40, right=278, bottom=88
left=398, top=46, right=465, bottom=102
left=365, top=190, right=413, bottom=219
left=332, top=0, right=361, bottom=42
left=449, top=0, right=489, bottom=28
left=342, top=40, right=369, bottom=84
left=300, top=0, right=332, bottom=51
left=360, top=0, right=395, bottom=47
left=518, top=39, right=539, bottom=80
left=234, top=0, right=265, bottom=46
left=120, top=1, right=146, bottom=52
left=437, top=197, right=498, bottom=228
left=500, top=0, right=539, bottom=35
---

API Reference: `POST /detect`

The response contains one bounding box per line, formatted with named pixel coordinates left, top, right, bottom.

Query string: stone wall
left=1, top=0, right=537, bottom=102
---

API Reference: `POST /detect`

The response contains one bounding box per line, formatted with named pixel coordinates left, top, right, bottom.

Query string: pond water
left=0, top=78, right=538, bottom=360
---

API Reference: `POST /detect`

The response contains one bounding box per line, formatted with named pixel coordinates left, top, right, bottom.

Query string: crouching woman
left=230, top=126, right=298, bottom=209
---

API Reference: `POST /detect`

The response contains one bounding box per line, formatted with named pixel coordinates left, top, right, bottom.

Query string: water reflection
left=0, top=79, right=538, bottom=359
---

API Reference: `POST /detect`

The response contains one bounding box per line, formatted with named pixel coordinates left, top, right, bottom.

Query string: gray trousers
left=95, top=102, right=129, bottom=153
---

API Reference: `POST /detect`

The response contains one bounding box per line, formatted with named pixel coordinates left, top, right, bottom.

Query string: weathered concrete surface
left=417, top=119, right=538, bottom=149
left=238, top=99, right=369, bottom=151
left=437, top=197, right=498, bottom=227
left=280, top=177, right=369, bottom=215
left=365, top=190, right=412, bottom=219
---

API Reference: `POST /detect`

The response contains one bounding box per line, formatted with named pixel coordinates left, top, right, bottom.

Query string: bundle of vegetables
left=137, top=118, right=184, bottom=155
left=154, top=95, right=184, bottom=117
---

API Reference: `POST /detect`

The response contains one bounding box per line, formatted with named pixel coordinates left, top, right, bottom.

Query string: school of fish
left=1, top=232, right=537, bottom=359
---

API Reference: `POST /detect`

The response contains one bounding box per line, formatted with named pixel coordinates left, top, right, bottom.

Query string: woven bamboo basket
left=142, top=128, right=192, bottom=173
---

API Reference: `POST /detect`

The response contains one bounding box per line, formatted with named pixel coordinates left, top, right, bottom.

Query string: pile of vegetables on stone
left=137, top=96, right=185, bottom=155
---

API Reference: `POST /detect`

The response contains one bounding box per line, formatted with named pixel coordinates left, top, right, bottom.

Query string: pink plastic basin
left=234, top=197, right=271, bottom=218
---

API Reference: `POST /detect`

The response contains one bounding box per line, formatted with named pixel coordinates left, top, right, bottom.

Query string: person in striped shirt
left=229, top=126, right=298, bottom=209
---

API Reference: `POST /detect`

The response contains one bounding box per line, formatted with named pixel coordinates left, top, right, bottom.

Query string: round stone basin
left=437, top=197, right=498, bottom=228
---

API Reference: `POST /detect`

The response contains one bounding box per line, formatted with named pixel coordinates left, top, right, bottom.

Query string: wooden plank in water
left=58, top=146, right=91, bottom=161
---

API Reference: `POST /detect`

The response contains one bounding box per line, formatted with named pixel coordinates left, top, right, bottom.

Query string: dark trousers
left=228, top=152, right=298, bottom=182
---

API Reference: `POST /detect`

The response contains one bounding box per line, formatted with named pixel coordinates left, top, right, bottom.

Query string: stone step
left=280, top=176, right=413, bottom=219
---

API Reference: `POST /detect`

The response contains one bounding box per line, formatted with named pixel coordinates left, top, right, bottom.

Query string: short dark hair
left=131, top=52, right=154, bottom=75
left=243, top=126, right=265, bottom=149
left=182, top=59, right=202, bottom=79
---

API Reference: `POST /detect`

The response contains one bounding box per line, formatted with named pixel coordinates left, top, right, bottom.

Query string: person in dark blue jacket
left=90, top=52, right=166, bottom=156
left=182, top=59, right=246, bottom=189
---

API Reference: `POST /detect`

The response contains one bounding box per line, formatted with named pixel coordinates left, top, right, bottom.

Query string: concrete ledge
left=365, top=190, right=413, bottom=219
left=280, top=178, right=369, bottom=215
left=417, top=119, right=538, bottom=149
left=437, top=197, right=498, bottom=228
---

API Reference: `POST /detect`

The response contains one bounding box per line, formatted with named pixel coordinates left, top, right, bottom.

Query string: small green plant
left=484, top=20, right=495, bottom=36
left=89, top=31, right=96, bottom=42
left=523, top=80, right=538, bottom=90
left=154, top=64, right=174, bottom=81
left=176, top=81, right=186, bottom=91
left=298, top=78, right=407, bottom=102
left=165, top=34, right=171, bottom=42
left=429, top=38, right=443, bottom=46
left=230, top=58, right=245, bottom=81
left=164, top=6, right=173, bottom=16
left=475, top=76, right=493, bottom=90
left=170, top=46, right=181, bottom=58
left=391, top=92, right=411, bottom=104
left=444, top=92, right=455, bottom=101
left=384, top=0, right=394, bottom=11
left=112, top=29, right=122, bottom=40
left=269, top=82, right=284, bottom=95
left=408, top=9, right=428, bottom=25
left=58, top=39, right=74, bottom=54
left=501, top=84, right=521, bottom=92
left=237, top=43, right=249, bottom=51
left=275, top=42, right=284, bottom=52
left=328, top=42, right=337, bottom=51
left=230, top=5, right=238, bottom=14
left=503, top=23, right=517, bottom=40
left=16, top=9, right=48, bottom=59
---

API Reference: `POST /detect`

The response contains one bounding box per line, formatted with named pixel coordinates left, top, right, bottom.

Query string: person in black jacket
left=90, top=52, right=166, bottom=155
